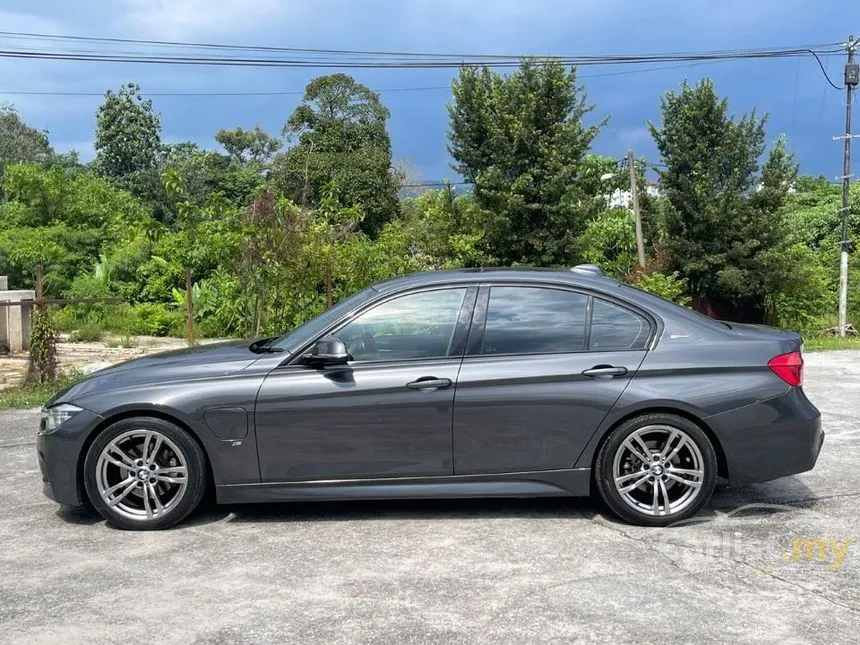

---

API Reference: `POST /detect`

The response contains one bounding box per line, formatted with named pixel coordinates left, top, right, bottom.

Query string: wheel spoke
left=158, top=465, right=186, bottom=475
left=145, top=482, right=164, bottom=517
left=623, top=439, right=651, bottom=464
left=665, top=472, right=702, bottom=489
left=616, top=470, right=648, bottom=485
left=618, top=472, right=651, bottom=494
left=106, top=443, right=135, bottom=468
left=108, top=480, right=139, bottom=507
left=658, top=478, right=671, bottom=514
left=142, top=480, right=153, bottom=519
left=152, top=474, right=186, bottom=485
left=664, top=438, right=688, bottom=463
left=146, top=434, right=163, bottom=464
left=104, top=476, right=135, bottom=497
left=141, top=431, right=154, bottom=464
left=667, top=467, right=703, bottom=478
left=104, top=455, right=134, bottom=471
left=651, top=478, right=661, bottom=515
left=660, top=429, right=681, bottom=460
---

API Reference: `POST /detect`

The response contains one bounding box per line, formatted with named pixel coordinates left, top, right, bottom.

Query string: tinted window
left=482, top=287, right=587, bottom=355
left=336, top=289, right=467, bottom=361
left=590, top=298, right=650, bottom=350
left=273, top=286, right=376, bottom=351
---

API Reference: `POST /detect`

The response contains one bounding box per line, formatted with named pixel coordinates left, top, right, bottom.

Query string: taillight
left=768, top=350, right=803, bottom=386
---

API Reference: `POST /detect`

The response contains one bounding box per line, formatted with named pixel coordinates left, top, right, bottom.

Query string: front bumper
left=37, top=408, right=103, bottom=507
left=705, top=386, right=823, bottom=485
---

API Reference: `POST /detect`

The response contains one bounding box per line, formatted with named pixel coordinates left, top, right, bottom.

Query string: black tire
left=594, top=413, right=717, bottom=527
left=83, top=417, right=207, bottom=530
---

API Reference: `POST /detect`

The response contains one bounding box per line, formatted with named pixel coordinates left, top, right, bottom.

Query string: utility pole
left=627, top=149, right=646, bottom=268
left=837, top=36, right=859, bottom=338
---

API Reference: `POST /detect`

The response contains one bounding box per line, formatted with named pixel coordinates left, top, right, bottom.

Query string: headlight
left=40, top=404, right=83, bottom=434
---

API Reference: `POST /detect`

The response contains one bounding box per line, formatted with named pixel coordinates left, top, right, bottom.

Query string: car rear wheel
left=594, top=414, right=717, bottom=527
left=83, top=417, right=207, bottom=530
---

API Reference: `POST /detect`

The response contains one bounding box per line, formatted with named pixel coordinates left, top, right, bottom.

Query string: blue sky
left=0, top=0, right=855, bottom=181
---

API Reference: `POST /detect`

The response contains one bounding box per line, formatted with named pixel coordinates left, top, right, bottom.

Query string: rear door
left=453, top=285, right=651, bottom=474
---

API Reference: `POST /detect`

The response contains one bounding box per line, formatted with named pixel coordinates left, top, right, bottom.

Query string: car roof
left=372, top=267, right=623, bottom=295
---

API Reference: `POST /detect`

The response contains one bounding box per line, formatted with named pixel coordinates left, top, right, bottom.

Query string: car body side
left=37, top=270, right=822, bottom=508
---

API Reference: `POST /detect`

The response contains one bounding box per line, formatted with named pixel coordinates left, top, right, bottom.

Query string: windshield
left=272, top=286, right=378, bottom=352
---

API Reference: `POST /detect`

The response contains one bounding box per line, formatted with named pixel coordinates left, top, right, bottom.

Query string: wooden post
left=325, top=266, right=333, bottom=309
left=185, top=269, right=195, bottom=347
left=626, top=149, right=647, bottom=268
left=35, top=264, right=43, bottom=306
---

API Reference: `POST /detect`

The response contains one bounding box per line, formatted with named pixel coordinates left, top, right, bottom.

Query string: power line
left=0, top=58, right=827, bottom=99
left=0, top=30, right=842, bottom=62
left=0, top=30, right=844, bottom=70
left=809, top=49, right=844, bottom=89
left=0, top=48, right=839, bottom=69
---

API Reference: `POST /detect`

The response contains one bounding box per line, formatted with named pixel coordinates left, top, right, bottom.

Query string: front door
left=453, top=286, right=650, bottom=474
left=256, top=287, right=475, bottom=481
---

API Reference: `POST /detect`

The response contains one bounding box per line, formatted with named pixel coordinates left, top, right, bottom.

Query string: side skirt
left=216, top=468, right=591, bottom=504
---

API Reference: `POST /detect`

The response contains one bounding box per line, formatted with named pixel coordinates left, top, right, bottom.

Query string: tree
left=448, top=59, right=603, bottom=266
left=648, top=79, right=798, bottom=317
left=0, top=163, right=150, bottom=295
left=215, top=125, right=281, bottom=164
left=273, top=74, right=400, bottom=235
left=95, top=83, right=162, bottom=179
left=0, top=105, right=53, bottom=178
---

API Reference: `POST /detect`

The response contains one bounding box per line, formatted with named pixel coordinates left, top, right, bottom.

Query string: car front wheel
left=594, top=414, right=717, bottom=527
left=83, top=417, right=207, bottom=530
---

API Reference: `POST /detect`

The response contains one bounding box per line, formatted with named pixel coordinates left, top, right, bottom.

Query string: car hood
left=47, top=340, right=272, bottom=406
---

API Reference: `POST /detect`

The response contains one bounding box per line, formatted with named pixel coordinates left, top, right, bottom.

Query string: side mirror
left=303, top=336, right=350, bottom=366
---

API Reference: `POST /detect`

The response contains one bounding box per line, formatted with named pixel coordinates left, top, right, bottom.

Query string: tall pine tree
left=448, top=59, right=604, bottom=266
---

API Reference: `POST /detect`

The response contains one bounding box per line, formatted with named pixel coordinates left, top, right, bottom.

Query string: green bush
left=127, top=302, right=180, bottom=336
left=631, top=271, right=691, bottom=305
left=25, top=307, right=58, bottom=384
left=763, top=244, right=832, bottom=332
left=68, top=323, right=104, bottom=343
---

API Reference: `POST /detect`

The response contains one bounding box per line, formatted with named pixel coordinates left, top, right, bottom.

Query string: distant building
left=606, top=180, right=662, bottom=210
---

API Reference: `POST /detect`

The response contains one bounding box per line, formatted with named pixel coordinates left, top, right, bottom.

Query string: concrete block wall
left=0, top=277, right=35, bottom=353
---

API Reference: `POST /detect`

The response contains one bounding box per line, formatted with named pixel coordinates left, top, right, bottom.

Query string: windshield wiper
left=248, top=336, right=285, bottom=354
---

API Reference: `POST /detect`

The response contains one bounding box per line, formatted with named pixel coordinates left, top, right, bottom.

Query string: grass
left=68, top=323, right=105, bottom=343
left=105, top=335, right=138, bottom=349
left=802, top=335, right=860, bottom=352
left=0, top=371, right=83, bottom=410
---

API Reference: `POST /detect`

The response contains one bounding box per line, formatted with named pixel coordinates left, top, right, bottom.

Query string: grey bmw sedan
left=37, top=266, right=823, bottom=530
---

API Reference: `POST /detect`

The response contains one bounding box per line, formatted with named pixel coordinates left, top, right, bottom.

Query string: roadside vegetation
left=1, top=62, right=859, bottom=350
left=0, top=371, right=81, bottom=410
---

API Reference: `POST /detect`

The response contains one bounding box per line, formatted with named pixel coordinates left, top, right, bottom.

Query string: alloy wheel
left=611, top=424, right=705, bottom=517
left=95, top=429, right=188, bottom=521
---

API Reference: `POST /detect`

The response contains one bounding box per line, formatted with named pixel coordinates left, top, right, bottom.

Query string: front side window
left=336, top=289, right=467, bottom=361
left=590, top=298, right=650, bottom=350
left=481, top=287, right=588, bottom=355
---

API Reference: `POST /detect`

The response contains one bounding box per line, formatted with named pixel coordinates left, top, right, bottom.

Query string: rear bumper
left=705, top=387, right=823, bottom=485
left=37, top=409, right=103, bottom=507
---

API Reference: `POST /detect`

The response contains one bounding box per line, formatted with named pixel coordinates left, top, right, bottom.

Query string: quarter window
left=336, top=289, right=467, bottom=361
left=481, top=287, right=588, bottom=355
left=589, top=298, right=650, bottom=350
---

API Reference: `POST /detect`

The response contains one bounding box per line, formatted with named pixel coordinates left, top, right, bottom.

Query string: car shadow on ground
left=177, top=476, right=820, bottom=530
left=53, top=477, right=819, bottom=530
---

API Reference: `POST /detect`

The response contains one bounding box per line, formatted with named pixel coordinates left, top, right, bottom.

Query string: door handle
left=582, top=365, right=628, bottom=378
left=405, top=377, right=452, bottom=390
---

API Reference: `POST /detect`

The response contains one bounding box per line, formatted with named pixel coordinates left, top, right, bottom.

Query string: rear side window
left=481, top=287, right=588, bottom=355
left=590, top=298, right=650, bottom=350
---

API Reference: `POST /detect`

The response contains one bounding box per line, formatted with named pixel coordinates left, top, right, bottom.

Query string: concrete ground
left=1, top=352, right=858, bottom=644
